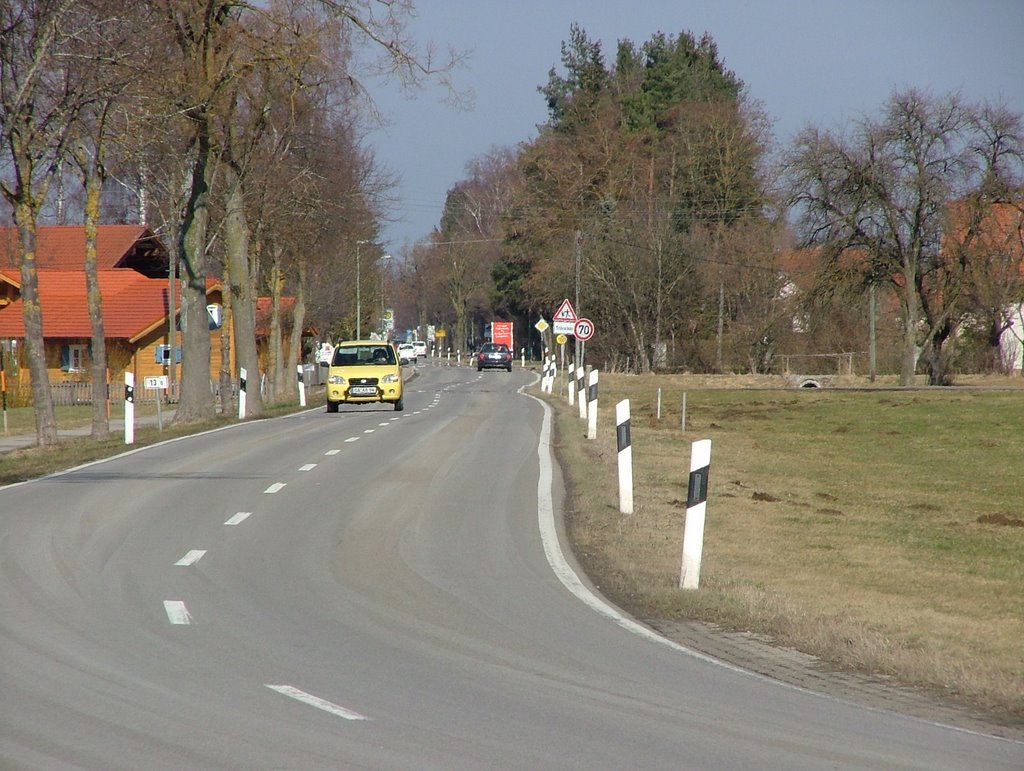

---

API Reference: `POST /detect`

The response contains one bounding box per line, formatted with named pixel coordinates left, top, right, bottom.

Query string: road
left=1, top=364, right=1021, bottom=769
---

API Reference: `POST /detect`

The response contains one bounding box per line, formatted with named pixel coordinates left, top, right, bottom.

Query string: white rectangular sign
left=553, top=320, right=576, bottom=335
left=144, top=376, right=168, bottom=389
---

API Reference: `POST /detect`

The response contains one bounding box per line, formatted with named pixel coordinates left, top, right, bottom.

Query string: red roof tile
left=0, top=271, right=170, bottom=339
left=0, top=225, right=166, bottom=275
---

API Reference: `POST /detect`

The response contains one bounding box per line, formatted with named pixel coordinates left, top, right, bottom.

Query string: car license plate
left=350, top=386, right=376, bottom=396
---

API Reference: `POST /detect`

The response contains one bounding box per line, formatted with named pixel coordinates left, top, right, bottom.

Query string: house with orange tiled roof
left=0, top=224, right=169, bottom=276
left=0, top=225, right=302, bottom=395
left=0, top=225, right=301, bottom=396
left=977, top=203, right=1024, bottom=370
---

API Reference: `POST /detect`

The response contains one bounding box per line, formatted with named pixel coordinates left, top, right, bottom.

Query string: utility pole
left=574, top=229, right=582, bottom=366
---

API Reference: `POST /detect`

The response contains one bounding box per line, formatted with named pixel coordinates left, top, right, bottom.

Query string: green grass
left=549, top=375, right=1024, bottom=717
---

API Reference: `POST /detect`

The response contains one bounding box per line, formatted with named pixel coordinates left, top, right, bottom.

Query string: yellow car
left=326, top=341, right=404, bottom=412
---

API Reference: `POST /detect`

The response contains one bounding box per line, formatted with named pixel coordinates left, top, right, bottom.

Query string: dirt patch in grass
left=978, top=513, right=1024, bottom=528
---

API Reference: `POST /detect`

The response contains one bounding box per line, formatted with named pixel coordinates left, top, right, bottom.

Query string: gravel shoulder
left=642, top=617, right=1024, bottom=743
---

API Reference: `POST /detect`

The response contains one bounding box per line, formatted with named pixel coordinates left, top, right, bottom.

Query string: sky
left=367, top=0, right=1024, bottom=253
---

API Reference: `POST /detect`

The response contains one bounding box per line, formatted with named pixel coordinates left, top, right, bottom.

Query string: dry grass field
left=545, top=372, right=1024, bottom=719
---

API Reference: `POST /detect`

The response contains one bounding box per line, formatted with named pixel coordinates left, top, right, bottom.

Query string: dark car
left=477, top=342, right=513, bottom=372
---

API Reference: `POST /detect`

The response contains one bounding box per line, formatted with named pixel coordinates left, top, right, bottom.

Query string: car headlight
left=381, top=373, right=399, bottom=384
left=328, top=375, right=346, bottom=385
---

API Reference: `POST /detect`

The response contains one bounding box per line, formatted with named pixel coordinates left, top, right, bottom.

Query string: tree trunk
left=286, top=257, right=307, bottom=398
left=268, top=257, right=285, bottom=401
left=224, top=164, right=261, bottom=416
left=83, top=167, right=109, bottom=438
left=899, top=269, right=920, bottom=386
left=176, top=130, right=215, bottom=422
left=219, top=292, right=233, bottom=416
left=15, top=207, right=58, bottom=445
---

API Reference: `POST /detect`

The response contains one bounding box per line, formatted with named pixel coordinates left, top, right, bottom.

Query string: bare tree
left=66, top=0, right=152, bottom=438
left=0, top=0, right=81, bottom=445
left=785, top=89, right=1024, bottom=385
left=153, top=0, right=464, bottom=422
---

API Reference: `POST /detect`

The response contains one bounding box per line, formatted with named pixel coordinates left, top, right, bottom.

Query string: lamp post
left=355, top=239, right=370, bottom=339
left=379, top=253, right=392, bottom=339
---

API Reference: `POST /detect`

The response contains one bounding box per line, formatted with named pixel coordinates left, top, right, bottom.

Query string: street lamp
left=355, top=239, right=370, bottom=339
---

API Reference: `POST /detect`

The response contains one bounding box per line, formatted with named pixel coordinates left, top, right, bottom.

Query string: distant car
left=326, top=340, right=404, bottom=412
left=397, top=343, right=416, bottom=364
left=412, top=340, right=427, bottom=359
left=477, top=342, right=513, bottom=372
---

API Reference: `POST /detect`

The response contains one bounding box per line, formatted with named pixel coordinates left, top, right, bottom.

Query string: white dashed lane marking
left=264, top=482, right=286, bottom=494
left=224, top=512, right=252, bottom=525
left=164, top=601, right=192, bottom=625
left=265, top=685, right=369, bottom=721
left=174, top=550, right=206, bottom=566
left=299, top=464, right=317, bottom=472
left=325, top=449, right=341, bottom=455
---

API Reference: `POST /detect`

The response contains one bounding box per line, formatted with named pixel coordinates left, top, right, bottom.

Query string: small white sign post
left=238, top=367, right=247, bottom=419
left=124, top=372, right=135, bottom=444
left=297, top=364, right=306, bottom=407
left=616, top=399, right=633, bottom=515
left=680, top=439, right=712, bottom=590
left=143, top=375, right=167, bottom=431
left=586, top=369, right=598, bottom=439
left=576, top=365, right=586, bottom=419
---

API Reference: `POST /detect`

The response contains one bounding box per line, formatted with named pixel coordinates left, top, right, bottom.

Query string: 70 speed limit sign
left=573, top=317, right=595, bottom=341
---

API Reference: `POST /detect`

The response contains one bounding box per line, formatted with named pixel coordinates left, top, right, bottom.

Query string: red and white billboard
left=491, top=321, right=513, bottom=350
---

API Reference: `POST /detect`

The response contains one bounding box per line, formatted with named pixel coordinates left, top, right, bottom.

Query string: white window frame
left=68, top=344, right=88, bottom=372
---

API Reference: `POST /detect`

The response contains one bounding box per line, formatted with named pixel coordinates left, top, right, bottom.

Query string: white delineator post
left=586, top=369, right=598, bottom=440
left=567, top=360, right=575, bottom=406
left=297, top=364, right=306, bottom=407
left=577, top=366, right=586, bottom=419
left=616, top=399, right=633, bottom=515
left=124, top=372, right=135, bottom=445
left=238, top=367, right=247, bottom=419
left=680, top=439, right=712, bottom=590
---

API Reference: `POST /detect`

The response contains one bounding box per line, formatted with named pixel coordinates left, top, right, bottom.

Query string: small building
left=0, top=225, right=296, bottom=399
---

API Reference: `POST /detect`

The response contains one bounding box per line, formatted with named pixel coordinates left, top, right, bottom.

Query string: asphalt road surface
left=1, top=365, right=1021, bottom=769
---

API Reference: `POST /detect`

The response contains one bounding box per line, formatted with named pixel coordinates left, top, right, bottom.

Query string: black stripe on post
left=240, top=376, right=247, bottom=392
left=616, top=416, right=631, bottom=453
left=588, top=380, right=597, bottom=402
left=124, top=384, right=134, bottom=403
left=687, top=464, right=710, bottom=508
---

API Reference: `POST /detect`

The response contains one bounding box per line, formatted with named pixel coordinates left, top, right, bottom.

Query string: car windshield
left=331, top=345, right=397, bottom=366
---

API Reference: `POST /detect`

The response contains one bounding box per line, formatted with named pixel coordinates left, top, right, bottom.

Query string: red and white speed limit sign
left=573, top=317, right=595, bottom=341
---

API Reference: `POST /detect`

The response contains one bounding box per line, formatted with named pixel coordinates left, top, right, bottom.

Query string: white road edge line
left=264, top=482, right=286, bottom=494
left=225, top=512, right=252, bottom=525
left=265, top=685, right=369, bottom=721
left=174, top=550, right=206, bottom=566
left=164, top=600, right=192, bottom=625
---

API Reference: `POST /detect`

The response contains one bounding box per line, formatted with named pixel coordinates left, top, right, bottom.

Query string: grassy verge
left=548, top=374, right=1024, bottom=718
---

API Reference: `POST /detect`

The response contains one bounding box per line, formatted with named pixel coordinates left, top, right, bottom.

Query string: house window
left=61, top=344, right=88, bottom=372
